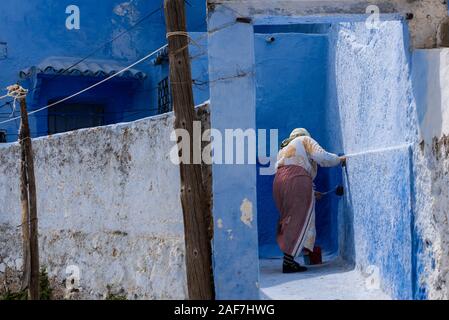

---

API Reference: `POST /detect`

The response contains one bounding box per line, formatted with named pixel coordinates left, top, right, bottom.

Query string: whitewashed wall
left=412, top=49, right=449, bottom=299
left=0, top=111, right=195, bottom=299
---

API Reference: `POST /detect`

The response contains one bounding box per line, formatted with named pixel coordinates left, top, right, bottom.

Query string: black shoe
left=283, top=261, right=308, bottom=273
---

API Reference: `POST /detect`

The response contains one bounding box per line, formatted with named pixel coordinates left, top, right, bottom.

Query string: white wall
left=0, top=113, right=189, bottom=299
left=412, top=49, right=449, bottom=300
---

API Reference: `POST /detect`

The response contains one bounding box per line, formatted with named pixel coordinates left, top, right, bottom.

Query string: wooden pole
left=164, top=0, right=215, bottom=300
left=18, top=93, right=39, bottom=300
left=19, top=111, right=31, bottom=294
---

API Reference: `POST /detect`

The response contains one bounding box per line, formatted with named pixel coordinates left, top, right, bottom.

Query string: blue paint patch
left=408, top=147, right=428, bottom=300
left=254, top=24, right=331, bottom=34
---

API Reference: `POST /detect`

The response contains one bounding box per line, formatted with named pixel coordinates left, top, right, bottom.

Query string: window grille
left=47, top=103, right=104, bottom=135
left=157, top=77, right=172, bottom=114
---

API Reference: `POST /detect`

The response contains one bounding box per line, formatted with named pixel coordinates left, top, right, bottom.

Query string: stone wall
left=0, top=105, right=210, bottom=299
left=411, top=49, right=449, bottom=300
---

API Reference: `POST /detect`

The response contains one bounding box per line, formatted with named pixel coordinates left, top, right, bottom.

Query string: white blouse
left=275, top=136, right=340, bottom=179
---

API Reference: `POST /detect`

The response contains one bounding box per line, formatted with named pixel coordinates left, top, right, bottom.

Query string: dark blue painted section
left=254, top=31, right=341, bottom=258
left=25, top=75, right=140, bottom=134
left=408, top=147, right=427, bottom=300
left=254, top=24, right=331, bottom=34
left=0, top=0, right=207, bottom=141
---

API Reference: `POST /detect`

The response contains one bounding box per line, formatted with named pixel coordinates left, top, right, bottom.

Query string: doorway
left=255, top=23, right=343, bottom=261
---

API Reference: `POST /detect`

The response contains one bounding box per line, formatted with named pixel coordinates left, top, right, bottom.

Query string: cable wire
left=0, top=45, right=167, bottom=125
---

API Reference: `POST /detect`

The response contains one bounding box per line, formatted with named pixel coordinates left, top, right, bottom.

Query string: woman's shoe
left=282, top=261, right=308, bottom=273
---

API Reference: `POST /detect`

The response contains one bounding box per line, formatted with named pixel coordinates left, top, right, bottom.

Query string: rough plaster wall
left=330, top=23, right=449, bottom=299
left=0, top=107, right=209, bottom=299
left=412, top=142, right=449, bottom=299
left=411, top=49, right=449, bottom=299
left=329, top=20, right=418, bottom=299
left=207, top=0, right=448, bottom=48
left=343, top=147, right=414, bottom=299
left=331, top=20, right=416, bottom=153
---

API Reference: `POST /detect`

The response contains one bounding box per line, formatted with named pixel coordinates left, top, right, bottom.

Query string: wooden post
left=18, top=92, right=39, bottom=300
left=164, top=0, right=215, bottom=300
left=19, top=112, right=31, bottom=294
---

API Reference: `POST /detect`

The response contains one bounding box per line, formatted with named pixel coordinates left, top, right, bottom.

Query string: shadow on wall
left=412, top=50, right=443, bottom=144
left=326, top=24, right=350, bottom=265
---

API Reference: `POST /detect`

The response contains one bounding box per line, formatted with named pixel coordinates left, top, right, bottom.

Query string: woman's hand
left=339, top=156, right=347, bottom=167
left=315, top=191, right=323, bottom=201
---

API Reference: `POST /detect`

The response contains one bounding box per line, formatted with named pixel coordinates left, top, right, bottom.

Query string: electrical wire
left=0, top=45, right=167, bottom=126
left=0, top=5, right=164, bottom=112
left=0, top=11, right=241, bottom=129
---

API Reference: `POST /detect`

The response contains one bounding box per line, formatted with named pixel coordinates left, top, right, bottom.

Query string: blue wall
left=328, top=20, right=419, bottom=299
left=24, top=75, right=142, bottom=133
left=207, top=6, right=260, bottom=299
left=207, top=6, right=424, bottom=299
left=254, top=31, right=341, bottom=259
left=0, top=0, right=207, bottom=142
left=146, top=32, right=209, bottom=111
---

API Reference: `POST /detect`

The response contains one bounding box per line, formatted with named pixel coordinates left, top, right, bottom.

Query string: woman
left=273, top=128, right=345, bottom=273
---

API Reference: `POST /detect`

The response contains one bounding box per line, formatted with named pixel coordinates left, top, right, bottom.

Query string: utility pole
left=15, top=85, right=39, bottom=300
left=164, top=0, right=214, bottom=299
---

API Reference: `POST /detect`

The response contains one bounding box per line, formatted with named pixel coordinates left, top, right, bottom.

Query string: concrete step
left=259, top=258, right=391, bottom=300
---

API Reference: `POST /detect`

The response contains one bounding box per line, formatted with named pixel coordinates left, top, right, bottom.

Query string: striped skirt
left=273, top=165, right=315, bottom=257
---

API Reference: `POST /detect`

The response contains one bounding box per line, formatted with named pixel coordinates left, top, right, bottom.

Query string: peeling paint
left=240, top=198, right=253, bottom=228
left=226, top=229, right=234, bottom=240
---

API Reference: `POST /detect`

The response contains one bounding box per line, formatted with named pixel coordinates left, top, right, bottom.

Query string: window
left=157, top=77, right=172, bottom=114
left=47, top=103, right=104, bottom=135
